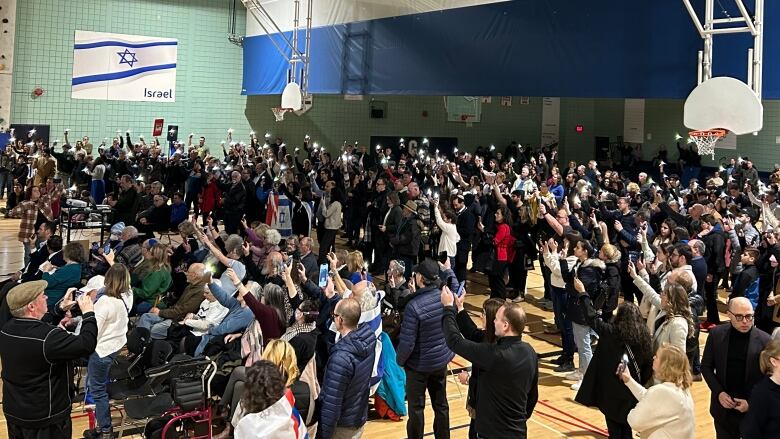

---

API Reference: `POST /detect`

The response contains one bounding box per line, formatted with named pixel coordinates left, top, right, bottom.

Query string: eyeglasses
left=728, top=311, right=754, bottom=322
left=331, top=311, right=341, bottom=320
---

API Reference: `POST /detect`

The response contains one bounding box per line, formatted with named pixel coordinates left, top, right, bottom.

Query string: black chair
left=119, top=357, right=217, bottom=439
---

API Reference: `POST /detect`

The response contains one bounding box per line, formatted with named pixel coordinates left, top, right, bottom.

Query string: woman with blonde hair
left=346, top=250, right=372, bottom=284
left=221, top=340, right=315, bottom=439
left=79, top=264, right=132, bottom=438
left=619, top=344, right=694, bottom=439
left=652, top=283, right=695, bottom=355
left=598, top=243, right=622, bottom=316
left=742, top=339, right=780, bottom=437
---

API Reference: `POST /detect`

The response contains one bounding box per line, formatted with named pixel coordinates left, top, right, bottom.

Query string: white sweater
left=434, top=206, right=460, bottom=257
left=626, top=380, right=695, bottom=439
left=94, top=294, right=130, bottom=358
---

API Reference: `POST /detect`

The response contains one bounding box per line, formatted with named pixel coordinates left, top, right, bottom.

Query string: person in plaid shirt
left=8, top=185, right=53, bottom=266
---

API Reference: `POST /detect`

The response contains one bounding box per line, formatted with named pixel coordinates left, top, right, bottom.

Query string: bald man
left=137, top=263, right=210, bottom=339
left=701, top=297, right=770, bottom=439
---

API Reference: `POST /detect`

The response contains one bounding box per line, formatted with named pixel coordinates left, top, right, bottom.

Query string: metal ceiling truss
left=682, top=0, right=764, bottom=98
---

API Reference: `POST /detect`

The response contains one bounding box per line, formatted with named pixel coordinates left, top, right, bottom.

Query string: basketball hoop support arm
left=243, top=0, right=313, bottom=98
left=682, top=0, right=763, bottom=98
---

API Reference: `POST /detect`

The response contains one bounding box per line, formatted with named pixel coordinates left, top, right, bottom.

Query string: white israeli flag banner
left=72, top=30, right=178, bottom=102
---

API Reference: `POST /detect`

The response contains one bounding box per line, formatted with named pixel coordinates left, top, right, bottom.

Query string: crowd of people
left=1, top=127, right=780, bottom=439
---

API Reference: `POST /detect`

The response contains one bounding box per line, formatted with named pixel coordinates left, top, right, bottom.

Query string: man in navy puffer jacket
left=317, top=297, right=376, bottom=439
left=397, top=258, right=455, bottom=439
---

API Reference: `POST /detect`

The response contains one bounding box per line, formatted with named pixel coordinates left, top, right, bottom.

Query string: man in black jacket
left=452, top=193, right=475, bottom=283
left=222, top=170, right=246, bottom=234
left=0, top=280, right=98, bottom=439
left=701, top=297, right=770, bottom=439
left=108, top=175, right=140, bottom=227
left=389, top=201, right=421, bottom=275
left=441, top=288, right=539, bottom=439
left=697, top=214, right=727, bottom=329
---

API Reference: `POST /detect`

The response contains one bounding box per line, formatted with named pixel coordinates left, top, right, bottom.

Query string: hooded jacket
left=561, top=258, right=605, bottom=325
left=318, top=322, right=377, bottom=439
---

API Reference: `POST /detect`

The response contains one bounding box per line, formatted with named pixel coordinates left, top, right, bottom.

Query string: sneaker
left=550, top=356, right=568, bottom=365
left=554, top=361, right=575, bottom=373
left=571, top=380, right=582, bottom=391
left=511, top=295, right=525, bottom=303
left=543, top=325, right=561, bottom=335
left=82, top=429, right=100, bottom=439
left=564, top=371, right=582, bottom=381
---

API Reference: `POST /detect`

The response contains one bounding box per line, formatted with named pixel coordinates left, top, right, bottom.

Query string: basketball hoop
left=689, top=129, right=727, bottom=160
left=271, top=107, right=292, bottom=122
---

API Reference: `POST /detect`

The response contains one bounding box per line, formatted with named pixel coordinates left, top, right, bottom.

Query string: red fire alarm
left=575, top=124, right=584, bottom=133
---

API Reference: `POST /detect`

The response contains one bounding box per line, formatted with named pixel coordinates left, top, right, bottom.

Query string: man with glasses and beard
left=701, top=297, right=770, bottom=439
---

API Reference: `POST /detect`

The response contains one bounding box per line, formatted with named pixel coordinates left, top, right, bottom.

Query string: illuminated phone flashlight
left=28, top=128, right=36, bottom=137
left=426, top=188, right=432, bottom=196
left=422, top=138, right=429, bottom=144
left=399, top=138, right=405, bottom=143
left=381, top=158, right=388, bottom=165
left=375, top=144, right=382, bottom=150
left=490, top=145, right=495, bottom=151
left=220, top=141, right=226, bottom=145
left=454, top=147, right=459, bottom=153
left=510, top=157, right=516, bottom=163
left=64, top=128, right=70, bottom=133
left=265, top=132, right=271, bottom=139
left=305, top=134, right=310, bottom=140
left=674, top=133, right=682, bottom=140
left=313, top=142, right=320, bottom=150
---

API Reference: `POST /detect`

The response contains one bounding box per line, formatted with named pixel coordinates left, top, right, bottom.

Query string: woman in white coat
left=433, top=198, right=460, bottom=268
left=619, top=343, right=695, bottom=439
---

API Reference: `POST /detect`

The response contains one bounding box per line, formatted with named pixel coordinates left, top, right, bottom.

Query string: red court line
left=538, top=399, right=609, bottom=436
left=535, top=410, right=608, bottom=437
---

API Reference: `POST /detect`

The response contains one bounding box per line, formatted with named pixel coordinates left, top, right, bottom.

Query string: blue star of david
left=117, top=48, right=138, bottom=68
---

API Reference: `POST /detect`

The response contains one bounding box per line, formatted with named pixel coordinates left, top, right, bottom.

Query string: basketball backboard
left=683, top=76, right=763, bottom=135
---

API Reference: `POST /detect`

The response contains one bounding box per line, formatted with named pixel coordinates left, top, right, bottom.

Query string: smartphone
left=103, top=243, right=111, bottom=254
left=72, top=289, right=87, bottom=301
left=455, top=281, right=466, bottom=297
left=286, top=258, right=293, bottom=267
left=616, top=353, right=629, bottom=376
left=318, top=263, right=329, bottom=288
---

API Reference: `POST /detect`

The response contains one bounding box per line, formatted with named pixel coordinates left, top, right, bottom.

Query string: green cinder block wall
left=10, top=0, right=780, bottom=170
left=11, top=0, right=251, bottom=146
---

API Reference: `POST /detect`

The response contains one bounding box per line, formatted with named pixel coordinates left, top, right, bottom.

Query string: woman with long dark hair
left=453, top=293, right=504, bottom=439
left=488, top=205, right=515, bottom=299
left=575, top=300, right=653, bottom=439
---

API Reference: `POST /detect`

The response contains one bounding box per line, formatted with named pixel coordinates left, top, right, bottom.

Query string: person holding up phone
left=0, top=280, right=98, bottom=439
left=619, top=344, right=695, bottom=439
left=573, top=272, right=653, bottom=439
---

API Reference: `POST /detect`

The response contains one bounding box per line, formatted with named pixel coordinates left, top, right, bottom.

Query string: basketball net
left=689, top=129, right=726, bottom=160
left=272, top=107, right=291, bottom=122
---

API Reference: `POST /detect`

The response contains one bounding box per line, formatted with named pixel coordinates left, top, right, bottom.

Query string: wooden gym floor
left=0, top=217, right=725, bottom=438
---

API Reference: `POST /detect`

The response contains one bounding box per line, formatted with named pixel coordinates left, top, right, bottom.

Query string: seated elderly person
left=41, top=242, right=86, bottom=309
left=197, top=229, right=246, bottom=296
left=191, top=274, right=254, bottom=357
left=244, top=250, right=285, bottom=287
left=112, top=225, right=144, bottom=271
left=136, top=193, right=172, bottom=239
left=136, top=263, right=210, bottom=339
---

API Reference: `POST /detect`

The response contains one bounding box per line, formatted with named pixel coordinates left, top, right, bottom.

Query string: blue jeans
left=133, top=301, right=153, bottom=315
left=88, top=351, right=118, bottom=432
left=572, top=322, right=595, bottom=375
left=551, top=286, right=575, bottom=358
left=136, top=313, right=172, bottom=339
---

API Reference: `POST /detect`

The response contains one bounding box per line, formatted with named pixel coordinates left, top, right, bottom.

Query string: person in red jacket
left=489, top=205, right=515, bottom=299
left=199, top=170, right=222, bottom=226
